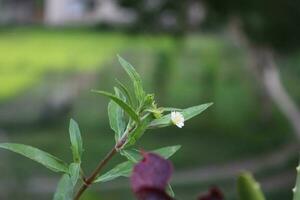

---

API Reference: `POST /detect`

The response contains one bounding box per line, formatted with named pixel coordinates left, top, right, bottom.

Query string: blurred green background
left=1, top=0, right=300, bottom=199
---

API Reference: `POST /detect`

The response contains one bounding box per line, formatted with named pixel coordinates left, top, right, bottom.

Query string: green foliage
left=293, top=163, right=300, bottom=200
left=0, top=55, right=213, bottom=199
left=115, top=79, right=135, bottom=106
left=95, top=145, right=181, bottom=183
left=154, top=145, right=182, bottom=159
left=92, top=56, right=212, bottom=149
left=52, top=163, right=81, bottom=200
left=94, top=161, right=134, bottom=183
left=53, top=173, right=74, bottom=200
left=108, top=87, right=126, bottom=141
left=69, top=119, right=83, bottom=163
left=167, top=184, right=175, bottom=197
left=0, top=143, right=68, bottom=173
left=121, top=145, right=181, bottom=163
left=149, top=103, right=213, bottom=128
left=92, top=90, right=140, bottom=123
left=162, top=107, right=183, bottom=112
left=237, top=172, right=266, bottom=200
left=125, top=115, right=153, bottom=147
left=69, top=163, right=81, bottom=186
left=117, top=55, right=145, bottom=107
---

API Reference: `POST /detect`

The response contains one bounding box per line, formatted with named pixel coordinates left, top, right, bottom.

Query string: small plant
left=0, top=55, right=212, bottom=200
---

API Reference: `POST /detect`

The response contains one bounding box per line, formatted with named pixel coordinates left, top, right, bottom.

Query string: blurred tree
left=203, top=0, right=300, bottom=52
left=117, top=0, right=205, bottom=35
left=202, top=0, right=300, bottom=140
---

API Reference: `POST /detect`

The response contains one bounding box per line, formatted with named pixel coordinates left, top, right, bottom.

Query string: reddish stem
left=73, top=127, right=132, bottom=200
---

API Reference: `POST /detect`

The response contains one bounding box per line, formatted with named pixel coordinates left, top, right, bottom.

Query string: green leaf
left=120, top=149, right=140, bottom=163
left=53, top=163, right=80, bottom=200
left=94, top=161, right=133, bottom=183
left=121, top=145, right=181, bottom=163
left=53, top=174, right=73, bottom=200
left=162, top=107, right=183, bottom=112
left=69, top=119, right=83, bottom=163
left=148, top=103, right=213, bottom=129
left=154, top=145, right=181, bottom=159
left=117, top=55, right=145, bottom=105
left=125, top=115, right=153, bottom=147
left=293, top=162, right=300, bottom=200
left=96, top=145, right=181, bottom=183
left=108, top=88, right=126, bottom=141
left=92, top=90, right=140, bottom=123
left=69, top=163, right=81, bottom=187
left=0, top=143, right=68, bottom=173
left=237, top=172, right=265, bottom=200
left=115, top=79, right=134, bottom=107
left=167, top=184, right=175, bottom=197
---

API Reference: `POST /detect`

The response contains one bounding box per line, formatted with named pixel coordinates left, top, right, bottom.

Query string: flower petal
left=177, top=122, right=184, bottom=128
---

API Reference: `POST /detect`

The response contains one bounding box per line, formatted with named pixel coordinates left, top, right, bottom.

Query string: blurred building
left=0, top=0, right=136, bottom=25
left=44, top=0, right=136, bottom=25
left=0, top=0, right=42, bottom=24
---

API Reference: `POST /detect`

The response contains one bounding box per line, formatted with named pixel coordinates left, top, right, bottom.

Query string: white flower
left=171, top=111, right=184, bottom=128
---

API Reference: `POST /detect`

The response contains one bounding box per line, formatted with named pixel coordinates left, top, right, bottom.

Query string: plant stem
left=74, top=147, right=117, bottom=200
left=74, top=127, right=133, bottom=200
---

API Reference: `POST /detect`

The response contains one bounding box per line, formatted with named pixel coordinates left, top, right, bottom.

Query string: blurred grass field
left=0, top=28, right=298, bottom=199
left=0, top=28, right=174, bottom=100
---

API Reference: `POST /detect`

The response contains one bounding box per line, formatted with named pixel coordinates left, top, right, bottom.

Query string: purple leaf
left=131, top=152, right=174, bottom=200
left=136, top=188, right=174, bottom=200
left=198, top=187, right=224, bottom=200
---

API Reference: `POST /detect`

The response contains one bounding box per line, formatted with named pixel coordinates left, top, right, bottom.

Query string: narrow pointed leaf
left=120, top=149, right=140, bottom=163
left=0, top=143, right=68, bottom=173
left=154, top=145, right=181, bottom=159
left=95, top=145, right=180, bottom=183
left=237, top=172, right=265, bottom=200
left=69, top=163, right=81, bottom=187
left=92, top=90, right=139, bottom=122
left=94, top=161, right=134, bottom=183
left=167, top=184, right=175, bottom=197
left=162, top=107, right=183, bottom=112
left=69, top=119, right=83, bottom=163
left=117, top=55, right=145, bottom=105
left=149, top=103, right=213, bottom=129
left=115, top=79, right=134, bottom=107
left=121, top=145, right=181, bottom=163
left=293, top=162, right=300, bottom=200
left=108, top=88, right=126, bottom=141
left=53, top=174, right=73, bottom=200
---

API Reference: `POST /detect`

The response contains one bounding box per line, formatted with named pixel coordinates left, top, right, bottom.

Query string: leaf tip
left=70, top=118, right=76, bottom=124
left=207, top=102, right=214, bottom=107
left=117, top=54, right=124, bottom=62
left=174, top=145, right=182, bottom=151
left=90, top=89, right=98, bottom=93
